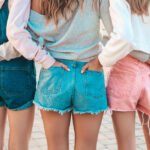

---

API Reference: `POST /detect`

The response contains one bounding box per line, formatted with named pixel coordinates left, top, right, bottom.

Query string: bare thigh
left=73, top=112, right=104, bottom=150
left=0, top=107, right=7, bottom=150
left=8, top=106, right=35, bottom=150
left=112, top=111, right=136, bottom=150
left=138, top=111, right=150, bottom=150
left=41, top=110, right=71, bottom=150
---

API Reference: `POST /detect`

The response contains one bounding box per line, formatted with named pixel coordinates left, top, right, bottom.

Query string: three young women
left=7, top=0, right=112, bottom=149
left=5, top=0, right=150, bottom=149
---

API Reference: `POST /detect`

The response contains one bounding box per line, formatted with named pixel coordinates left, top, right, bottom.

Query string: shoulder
left=109, top=0, right=131, bottom=18
left=9, top=0, right=30, bottom=8
left=109, top=0, right=130, bottom=10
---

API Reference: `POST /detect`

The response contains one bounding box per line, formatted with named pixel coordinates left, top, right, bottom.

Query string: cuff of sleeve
left=41, top=55, right=56, bottom=69
left=34, top=49, right=56, bottom=69
left=98, top=54, right=110, bottom=67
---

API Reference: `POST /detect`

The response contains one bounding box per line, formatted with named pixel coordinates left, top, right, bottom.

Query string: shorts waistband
left=118, top=55, right=150, bottom=71
left=120, top=55, right=140, bottom=65
left=0, top=57, right=34, bottom=70
left=56, top=59, right=87, bottom=68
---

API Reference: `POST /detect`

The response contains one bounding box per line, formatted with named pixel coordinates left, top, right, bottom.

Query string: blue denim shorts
left=34, top=59, right=108, bottom=114
left=0, top=57, right=36, bottom=110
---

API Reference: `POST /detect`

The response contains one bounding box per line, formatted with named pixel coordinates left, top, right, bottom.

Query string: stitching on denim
left=1, top=72, right=33, bottom=96
left=83, top=71, right=105, bottom=99
left=40, top=67, right=65, bottom=95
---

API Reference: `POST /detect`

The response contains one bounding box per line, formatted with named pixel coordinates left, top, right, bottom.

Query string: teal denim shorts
left=0, top=57, right=36, bottom=111
left=34, top=59, right=108, bottom=114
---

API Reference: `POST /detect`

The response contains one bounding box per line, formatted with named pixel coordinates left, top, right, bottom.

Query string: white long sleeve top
left=99, top=0, right=150, bottom=67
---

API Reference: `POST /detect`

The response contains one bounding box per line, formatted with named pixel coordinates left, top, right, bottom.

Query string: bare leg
left=8, top=106, right=35, bottom=150
left=73, top=112, right=104, bottom=150
left=112, top=111, right=136, bottom=150
left=0, top=107, right=7, bottom=150
left=138, top=111, right=150, bottom=150
left=41, top=110, right=71, bottom=150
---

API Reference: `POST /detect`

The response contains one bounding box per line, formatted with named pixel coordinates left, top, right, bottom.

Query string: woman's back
left=110, top=0, right=150, bottom=53
left=28, top=0, right=102, bottom=62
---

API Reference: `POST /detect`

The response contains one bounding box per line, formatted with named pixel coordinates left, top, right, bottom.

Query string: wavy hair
left=40, top=0, right=84, bottom=24
left=127, top=0, right=150, bottom=15
left=40, top=0, right=100, bottom=24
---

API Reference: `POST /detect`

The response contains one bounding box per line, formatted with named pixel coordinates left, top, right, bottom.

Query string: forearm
left=0, top=42, right=20, bottom=61
left=99, top=35, right=133, bottom=67
left=99, top=0, right=135, bottom=67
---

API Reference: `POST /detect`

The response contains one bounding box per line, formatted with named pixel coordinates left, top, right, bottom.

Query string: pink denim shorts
left=107, top=55, right=150, bottom=116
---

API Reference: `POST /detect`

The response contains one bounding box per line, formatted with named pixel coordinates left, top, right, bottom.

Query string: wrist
left=95, top=57, right=102, bottom=67
left=42, top=56, right=56, bottom=69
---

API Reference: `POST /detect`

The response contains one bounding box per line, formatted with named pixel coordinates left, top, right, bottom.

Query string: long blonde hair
left=40, top=0, right=84, bottom=24
left=127, top=0, right=150, bottom=15
left=40, top=0, right=99, bottom=25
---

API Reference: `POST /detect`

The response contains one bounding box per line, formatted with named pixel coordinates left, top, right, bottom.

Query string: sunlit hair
left=127, top=0, right=150, bottom=15
left=40, top=0, right=100, bottom=25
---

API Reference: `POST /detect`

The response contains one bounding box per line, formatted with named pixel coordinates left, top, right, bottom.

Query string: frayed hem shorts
left=107, top=55, right=150, bottom=116
left=34, top=59, right=108, bottom=115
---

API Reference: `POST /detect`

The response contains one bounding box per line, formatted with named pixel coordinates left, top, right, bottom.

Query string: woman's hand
left=81, top=57, right=103, bottom=74
left=52, top=61, right=70, bottom=71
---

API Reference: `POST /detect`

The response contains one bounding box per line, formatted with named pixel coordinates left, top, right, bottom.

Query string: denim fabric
left=0, top=57, right=36, bottom=110
left=34, top=59, right=108, bottom=114
left=0, top=0, right=9, bottom=44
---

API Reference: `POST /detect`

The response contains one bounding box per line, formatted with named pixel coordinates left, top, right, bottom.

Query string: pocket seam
left=40, top=67, right=65, bottom=95
left=1, top=71, right=33, bottom=96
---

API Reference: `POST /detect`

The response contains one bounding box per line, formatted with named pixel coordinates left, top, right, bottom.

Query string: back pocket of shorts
left=84, top=70, right=106, bottom=98
left=1, top=69, right=32, bottom=96
left=38, top=67, right=65, bottom=95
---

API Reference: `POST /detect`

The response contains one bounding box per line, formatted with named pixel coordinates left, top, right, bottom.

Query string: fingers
left=52, top=61, right=70, bottom=71
left=81, top=63, right=89, bottom=74
left=60, top=63, right=70, bottom=71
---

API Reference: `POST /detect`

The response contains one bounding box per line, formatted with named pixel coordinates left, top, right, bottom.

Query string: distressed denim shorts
left=107, top=55, right=150, bottom=116
left=0, top=57, right=36, bottom=110
left=34, top=59, right=108, bottom=114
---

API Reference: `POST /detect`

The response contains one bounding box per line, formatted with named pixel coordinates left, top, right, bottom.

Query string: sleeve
left=99, top=0, right=135, bottom=67
left=0, top=41, right=21, bottom=61
left=7, top=0, right=55, bottom=69
left=100, top=0, right=112, bottom=35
